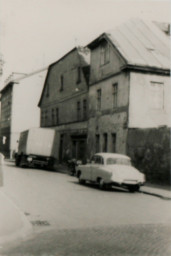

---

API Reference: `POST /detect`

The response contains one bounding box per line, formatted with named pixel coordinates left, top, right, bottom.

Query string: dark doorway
left=71, top=135, right=87, bottom=163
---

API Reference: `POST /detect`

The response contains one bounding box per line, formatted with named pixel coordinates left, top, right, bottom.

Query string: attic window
left=100, top=43, right=110, bottom=65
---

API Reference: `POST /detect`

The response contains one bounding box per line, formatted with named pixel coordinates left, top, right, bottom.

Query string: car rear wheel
left=128, top=185, right=140, bottom=193
left=98, top=178, right=106, bottom=190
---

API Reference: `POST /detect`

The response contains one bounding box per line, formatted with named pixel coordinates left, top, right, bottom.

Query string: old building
left=0, top=68, right=47, bottom=158
left=87, top=19, right=170, bottom=184
left=38, top=47, right=90, bottom=163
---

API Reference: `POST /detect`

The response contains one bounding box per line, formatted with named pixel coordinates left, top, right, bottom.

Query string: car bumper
left=110, top=181, right=145, bottom=187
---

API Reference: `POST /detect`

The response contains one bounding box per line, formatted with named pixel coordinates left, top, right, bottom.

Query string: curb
left=139, top=189, right=171, bottom=200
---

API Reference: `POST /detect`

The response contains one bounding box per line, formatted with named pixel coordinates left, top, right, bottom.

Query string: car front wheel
left=79, top=177, right=86, bottom=185
left=78, top=172, right=86, bottom=185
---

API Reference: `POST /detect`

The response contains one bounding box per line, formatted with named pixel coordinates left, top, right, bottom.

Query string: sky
left=0, top=0, right=170, bottom=89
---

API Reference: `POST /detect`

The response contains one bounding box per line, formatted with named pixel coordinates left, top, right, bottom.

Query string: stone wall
left=127, top=127, right=170, bottom=185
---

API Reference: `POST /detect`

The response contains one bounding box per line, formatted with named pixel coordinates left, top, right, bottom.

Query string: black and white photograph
left=0, top=0, right=171, bottom=255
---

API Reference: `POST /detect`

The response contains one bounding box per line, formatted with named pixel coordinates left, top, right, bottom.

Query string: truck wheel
left=15, top=156, right=20, bottom=167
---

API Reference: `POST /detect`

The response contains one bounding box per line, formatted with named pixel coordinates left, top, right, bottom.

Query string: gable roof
left=38, top=46, right=90, bottom=107
left=88, top=19, right=170, bottom=72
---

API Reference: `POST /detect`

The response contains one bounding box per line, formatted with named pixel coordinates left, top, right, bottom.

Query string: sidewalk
left=0, top=190, right=32, bottom=245
left=0, top=155, right=32, bottom=245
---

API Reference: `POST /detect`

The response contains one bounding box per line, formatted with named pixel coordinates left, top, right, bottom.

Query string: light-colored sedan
left=76, top=153, right=145, bottom=192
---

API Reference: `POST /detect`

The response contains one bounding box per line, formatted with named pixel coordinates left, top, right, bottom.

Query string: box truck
left=15, top=128, right=55, bottom=169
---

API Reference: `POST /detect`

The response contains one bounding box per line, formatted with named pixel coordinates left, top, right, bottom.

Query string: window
left=91, top=155, right=103, bottom=164
left=103, top=133, right=108, bottom=152
left=113, top=83, right=118, bottom=108
left=97, top=89, right=101, bottom=110
left=77, top=101, right=81, bottom=120
left=77, top=67, right=81, bottom=84
left=111, top=133, right=116, bottom=153
left=96, top=134, right=100, bottom=153
left=149, top=82, right=164, bottom=109
left=95, top=156, right=103, bottom=164
left=51, top=108, right=54, bottom=126
left=45, top=110, right=48, bottom=126
left=100, top=43, right=110, bottom=65
left=56, top=108, right=59, bottom=125
left=46, top=83, right=49, bottom=97
left=83, top=99, right=87, bottom=120
left=60, top=75, right=64, bottom=91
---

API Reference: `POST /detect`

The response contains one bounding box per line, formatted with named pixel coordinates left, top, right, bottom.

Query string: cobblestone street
left=2, top=223, right=171, bottom=256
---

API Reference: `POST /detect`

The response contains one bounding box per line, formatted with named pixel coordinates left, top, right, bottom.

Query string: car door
left=91, top=156, right=103, bottom=181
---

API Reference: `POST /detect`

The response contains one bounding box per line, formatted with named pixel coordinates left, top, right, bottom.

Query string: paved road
left=1, top=162, right=171, bottom=256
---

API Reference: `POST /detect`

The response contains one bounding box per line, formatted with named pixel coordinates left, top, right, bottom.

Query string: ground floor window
left=96, top=134, right=100, bottom=153
left=111, top=133, right=116, bottom=152
left=103, top=133, right=108, bottom=152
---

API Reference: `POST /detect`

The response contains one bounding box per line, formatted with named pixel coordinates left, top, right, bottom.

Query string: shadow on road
left=70, top=180, right=129, bottom=193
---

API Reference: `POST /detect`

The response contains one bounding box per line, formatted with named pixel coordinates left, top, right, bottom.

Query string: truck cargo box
left=18, top=128, right=55, bottom=156
left=16, top=128, right=55, bottom=169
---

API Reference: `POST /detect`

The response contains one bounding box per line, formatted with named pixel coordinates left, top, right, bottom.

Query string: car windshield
left=106, top=157, right=131, bottom=166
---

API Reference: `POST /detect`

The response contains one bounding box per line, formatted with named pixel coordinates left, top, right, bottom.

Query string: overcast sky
left=0, top=0, right=170, bottom=88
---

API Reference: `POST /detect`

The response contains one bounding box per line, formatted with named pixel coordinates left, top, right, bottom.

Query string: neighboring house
left=0, top=68, right=47, bottom=158
left=86, top=19, right=170, bottom=184
left=38, top=47, right=90, bottom=163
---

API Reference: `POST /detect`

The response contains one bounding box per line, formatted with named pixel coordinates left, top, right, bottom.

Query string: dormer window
left=100, top=42, right=110, bottom=65
left=60, top=75, right=64, bottom=91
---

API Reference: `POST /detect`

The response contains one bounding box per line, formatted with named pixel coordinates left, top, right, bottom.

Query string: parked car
left=75, top=153, right=145, bottom=192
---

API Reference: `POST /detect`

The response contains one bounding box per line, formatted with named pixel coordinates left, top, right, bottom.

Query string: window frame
left=97, top=89, right=102, bottom=110
left=95, top=134, right=100, bottom=153
left=51, top=108, right=54, bottom=126
left=103, top=133, right=108, bottom=152
left=83, top=99, right=87, bottom=120
left=56, top=108, right=59, bottom=125
left=77, top=101, right=81, bottom=121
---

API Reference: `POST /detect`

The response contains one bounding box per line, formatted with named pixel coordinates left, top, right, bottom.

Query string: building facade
left=86, top=19, right=170, bottom=184
left=0, top=69, right=47, bottom=158
left=38, top=47, right=90, bottom=163
left=0, top=83, right=13, bottom=157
